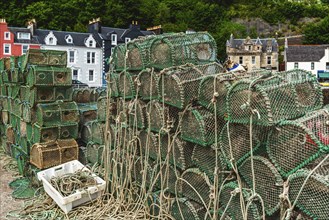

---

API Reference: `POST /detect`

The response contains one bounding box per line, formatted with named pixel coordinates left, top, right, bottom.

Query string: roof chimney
left=0, top=18, right=6, bottom=23
left=27, top=19, right=36, bottom=35
left=129, top=20, right=140, bottom=30
left=88, top=17, right=101, bottom=33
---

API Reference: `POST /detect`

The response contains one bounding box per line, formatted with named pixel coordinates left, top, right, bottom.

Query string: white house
left=285, top=40, right=329, bottom=78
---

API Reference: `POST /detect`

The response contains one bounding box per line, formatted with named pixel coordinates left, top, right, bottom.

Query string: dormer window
left=17, top=32, right=30, bottom=40
left=89, top=40, right=93, bottom=47
left=84, top=35, right=96, bottom=48
left=65, top=35, right=73, bottom=44
left=49, top=37, right=54, bottom=44
left=45, top=31, right=57, bottom=45
left=111, top=34, right=117, bottom=46
left=125, top=37, right=131, bottom=43
left=4, top=32, right=10, bottom=40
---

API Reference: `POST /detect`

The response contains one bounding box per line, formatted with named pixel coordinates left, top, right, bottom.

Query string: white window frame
left=69, top=50, right=75, bottom=63
left=294, top=62, right=299, bottom=69
left=4, top=32, right=10, bottom=40
left=267, top=56, right=271, bottom=65
left=22, top=44, right=29, bottom=54
left=89, top=40, right=93, bottom=47
left=4, top=44, right=11, bottom=55
left=239, top=56, right=243, bottom=64
left=252, top=56, right=255, bottom=64
left=88, top=69, right=95, bottom=82
left=72, top=69, right=80, bottom=80
left=311, top=62, right=315, bottom=70
left=17, top=32, right=30, bottom=40
left=125, top=37, right=131, bottom=43
left=87, top=51, right=96, bottom=64
left=111, top=34, right=117, bottom=45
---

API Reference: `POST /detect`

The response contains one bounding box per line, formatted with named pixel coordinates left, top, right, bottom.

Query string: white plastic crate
left=37, top=160, right=106, bottom=214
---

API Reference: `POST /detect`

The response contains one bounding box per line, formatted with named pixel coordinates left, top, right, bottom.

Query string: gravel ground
left=0, top=152, right=24, bottom=219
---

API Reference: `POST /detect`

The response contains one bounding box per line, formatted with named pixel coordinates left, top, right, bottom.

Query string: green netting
left=27, top=66, right=72, bottom=86
left=80, top=120, right=106, bottom=144
left=36, top=101, right=79, bottom=126
left=198, top=69, right=271, bottom=117
left=219, top=181, right=262, bottom=220
left=32, top=122, right=78, bottom=143
left=157, top=63, right=207, bottom=109
left=288, top=168, right=329, bottom=220
left=118, top=71, right=138, bottom=99
left=219, top=123, right=267, bottom=168
left=267, top=105, right=329, bottom=177
left=323, top=88, right=329, bottom=105
left=20, top=101, right=34, bottom=123
left=86, top=141, right=104, bottom=165
left=137, top=68, right=160, bottom=100
left=10, top=143, right=28, bottom=175
left=148, top=32, right=217, bottom=70
left=132, top=156, right=157, bottom=187
left=128, top=99, right=147, bottom=129
left=22, top=49, right=67, bottom=70
left=108, top=72, right=120, bottom=97
left=178, top=167, right=213, bottom=206
left=227, top=70, right=323, bottom=126
left=191, top=144, right=226, bottom=181
left=30, top=139, right=78, bottom=169
left=171, top=197, right=209, bottom=220
left=2, top=96, right=11, bottom=111
left=155, top=162, right=180, bottom=194
left=11, top=98, right=22, bottom=117
left=9, top=178, right=37, bottom=199
left=19, top=85, right=30, bottom=102
left=78, top=103, right=98, bottom=125
left=7, top=83, right=21, bottom=99
left=29, top=86, right=73, bottom=106
left=239, top=156, right=283, bottom=215
left=96, top=96, right=113, bottom=122
left=138, top=130, right=159, bottom=160
left=181, top=106, right=226, bottom=147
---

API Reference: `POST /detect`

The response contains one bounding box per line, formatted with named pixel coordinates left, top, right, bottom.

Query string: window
left=125, top=37, right=131, bottom=43
left=111, top=34, right=117, bottom=45
left=4, top=32, right=10, bottom=40
left=111, top=47, right=115, bottom=55
left=67, top=38, right=72, bottom=43
left=49, top=37, right=54, bottom=44
left=89, top=69, right=95, bottom=82
left=311, top=62, right=315, bottom=70
left=22, top=45, right=29, bottom=54
left=252, top=56, right=255, bottom=64
left=257, top=46, right=260, bottom=50
left=89, top=40, right=93, bottom=47
left=248, top=45, right=251, bottom=51
left=326, top=62, right=329, bottom=70
left=294, top=62, right=299, bottom=69
left=17, top=32, right=30, bottom=40
left=267, top=56, right=271, bottom=65
left=72, top=69, right=79, bottom=80
left=87, top=52, right=96, bottom=64
left=4, top=44, right=11, bottom=55
left=239, top=56, right=243, bottom=64
left=69, top=51, right=75, bottom=63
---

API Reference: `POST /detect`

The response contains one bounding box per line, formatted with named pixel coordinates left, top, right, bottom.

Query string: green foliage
left=303, top=15, right=329, bottom=44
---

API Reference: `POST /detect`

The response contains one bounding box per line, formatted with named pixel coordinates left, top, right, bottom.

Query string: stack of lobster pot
left=0, top=49, right=80, bottom=174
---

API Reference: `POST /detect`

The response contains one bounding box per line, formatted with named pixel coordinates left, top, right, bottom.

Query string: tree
left=303, top=15, right=329, bottom=44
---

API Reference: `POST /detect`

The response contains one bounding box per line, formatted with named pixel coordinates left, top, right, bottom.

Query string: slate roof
left=286, top=45, right=329, bottom=62
left=8, top=27, right=39, bottom=44
left=98, top=26, right=154, bottom=41
left=226, top=35, right=279, bottom=52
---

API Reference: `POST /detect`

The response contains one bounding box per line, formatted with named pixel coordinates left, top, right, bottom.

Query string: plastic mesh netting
left=137, top=68, right=159, bottom=100
left=118, top=71, right=138, bottom=99
left=267, top=105, right=329, bottom=177
left=239, top=156, right=283, bottom=215
left=27, top=66, right=72, bottom=87
left=128, top=99, right=147, bottom=129
left=86, top=141, right=104, bottom=165
left=171, top=197, right=209, bottom=220
left=155, top=162, right=180, bottom=193
left=23, top=49, right=67, bottom=69
left=32, top=122, right=78, bottom=143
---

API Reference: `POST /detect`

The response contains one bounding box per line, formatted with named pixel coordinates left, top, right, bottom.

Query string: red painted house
left=0, top=19, right=40, bottom=58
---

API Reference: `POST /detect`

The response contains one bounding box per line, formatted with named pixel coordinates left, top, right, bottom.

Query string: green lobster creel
left=86, top=141, right=104, bottom=165
left=97, top=96, right=110, bottom=122
left=21, top=101, right=34, bottom=123
left=267, top=106, right=329, bottom=177
left=10, top=144, right=28, bottom=175
left=22, top=49, right=67, bottom=70
left=239, top=156, right=283, bottom=216
left=128, top=99, right=147, bottom=129
left=219, top=181, right=262, bottom=220
left=157, top=64, right=206, bottom=109
left=6, top=68, right=24, bottom=83
left=29, top=86, right=72, bottom=106
left=219, top=123, right=268, bottom=168
left=227, top=70, right=323, bottom=126
left=36, top=101, right=79, bottom=127
left=1, top=110, right=9, bottom=125
left=78, top=103, right=97, bottom=125
left=90, top=120, right=106, bottom=145
left=0, top=84, right=7, bottom=96
left=2, top=96, right=11, bottom=111
left=159, top=135, right=194, bottom=170
left=108, top=72, right=120, bottom=98
left=112, top=44, right=127, bottom=72
left=178, top=167, right=213, bottom=206
left=148, top=32, right=217, bottom=70
left=27, top=66, right=72, bottom=87
left=138, top=130, right=159, bottom=160
left=198, top=69, right=270, bottom=117
left=11, top=98, right=22, bottom=117
left=19, top=85, right=30, bottom=102
left=7, top=83, right=21, bottom=99
left=9, top=113, right=19, bottom=129
left=32, top=122, right=78, bottom=143
left=137, top=68, right=160, bottom=101
left=18, top=136, right=31, bottom=155
left=288, top=168, right=329, bottom=220
left=80, top=120, right=93, bottom=144
left=132, top=157, right=158, bottom=187
left=181, top=106, right=226, bottom=147
left=191, top=144, right=226, bottom=181
left=171, top=197, right=209, bottom=220
left=30, top=139, right=78, bottom=169
left=5, top=125, right=16, bottom=154
left=125, top=38, right=150, bottom=71
left=72, top=88, right=93, bottom=103
left=155, top=162, right=180, bottom=194
left=118, top=71, right=138, bottom=99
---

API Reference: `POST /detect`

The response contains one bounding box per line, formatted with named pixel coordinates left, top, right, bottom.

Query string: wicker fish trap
left=148, top=32, right=217, bottom=70
left=227, top=71, right=322, bottom=126
left=219, top=181, right=262, bottom=220
left=191, top=144, right=226, bottom=181
left=128, top=99, right=147, bottom=129
left=239, top=156, right=283, bottom=216
left=137, top=68, right=160, bottom=100
left=26, top=66, right=72, bottom=87
left=288, top=168, right=329, bottom=220
left=178, top=168, right=213, bottom=206
left=267, top=106, right=329, bottom=177
left=181, top=106, right=226, bottom=147
left=86, top=141, right=104, bottom=165
left=155, top=162, right=180, bottom=194
left=138, top=130, right=159, bottom=160
left=118, top=71, right=139, bottom=99
left=108, top=72, right=120, bottom=97
left=36, top=101, right=79, bottom=127
left=159, top=135, right=194, bottom=170
left=219, top=123, right=267, bottom=168
left=23, top=49, right=67, bottom=70
left=157, top=63, right=206, bottom=109
left=171, top=197, right=209, bottom=220
left=30, top=139, right=78, bottom=169
left=32, top=122, right=78, bottom=143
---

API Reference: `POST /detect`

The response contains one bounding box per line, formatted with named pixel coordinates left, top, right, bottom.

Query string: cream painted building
left=226, top=35, right=279, bottom=71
